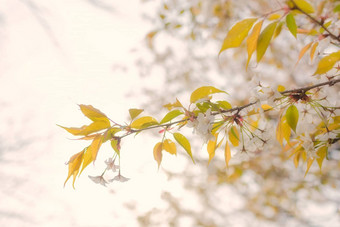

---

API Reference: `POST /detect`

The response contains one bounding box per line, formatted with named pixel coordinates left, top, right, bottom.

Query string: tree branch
left=291, top=0, right=340, bottom=43
left=119, top=78, right=340, bottom=138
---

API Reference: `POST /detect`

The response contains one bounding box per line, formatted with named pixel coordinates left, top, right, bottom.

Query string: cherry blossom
left=88, top=175, right=108, bottom=187
left=105, top=158, right=119, bottom=172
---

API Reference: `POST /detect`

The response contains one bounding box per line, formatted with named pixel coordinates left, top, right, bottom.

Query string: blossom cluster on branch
left=60, top=0, right=340, bottom=187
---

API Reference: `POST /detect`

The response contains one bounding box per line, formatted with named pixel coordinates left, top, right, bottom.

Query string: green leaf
left=173, top=133, right=195, bottom=163
left=217, top=101, right=232, bottom=110
left=131, top=116, right=159, bottom=129
left=292, top=0, right=315, bottom=14
left=286, top=13, right=297, bottom=38
left=334, top=5, right=340, bottom=13
left=219, top=18, right=257, bottom=55
left=129, top=109, right=144, bottom=120
left=273, top=21, right=284, bottom=38
left=256, top=21, right=278, bottom=62
left=319, top=21, right=332, bottom=34
left=111, top=139, right=120, bottom=155
left=286, top=105, right=299, bottom=133
left=102, top=127, right=121, bottom=142
left=160, top=110, right=184, bottom=124
left=190, top=86, right=227, bottom=103
left=313, top=51, right=340, bottom=75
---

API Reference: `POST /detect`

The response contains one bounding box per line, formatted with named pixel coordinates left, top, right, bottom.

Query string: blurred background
left=0, top=0, right=339, bottom=226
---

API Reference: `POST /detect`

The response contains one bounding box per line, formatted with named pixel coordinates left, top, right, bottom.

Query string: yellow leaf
left=153, top=142, right=163, bottom=168
left=225, top=141, right=231, bottom=168
left=190, top=86, right=227, bottom=103
left=283, top=141, right=298, bottom=153
left=219, top=18, right=257, bottom=55
left=163, top=98, right=184, bottom=111
left=292, top=0, right=315, bottom=14
left=79, top=104, right=110, bottom=123
left=282, top=121, right=291, bottom=143
left=129, top=109, right=144, bottom=120
left=246, top=20, right=263, bottom=68
left=277, top=85, right=285, bottom=92
left=261, top=104, right=272, bottom=111
left=310, top=42, right=318, bottom=62
left=228, top=126, right=240, bottom=147
left=316, top=146, right=327, bottom=169
left=173, top=132, right=195, bottom=163
left=289, top=144, right=302, bottom=158
left=296, top=42, right=313, bottom=65
left=268, top=13, right=281, bottom=20
left=58, top=120, right=111, bottom=136
left=304, top=157, right=314, bottom=177
left=79, top=135, right=103, bottom=175
left=277, top=116, right=292, bottom=146
left=131, top=116, right=159, bottom=129
left=294, top=151, right=301, bottom=168
left=257, top=21, right=278, bottom=63
left=163, top=139, right=177, bottom=155
left=276, top=117, right=284, bottom=146
left=207, top=133, right=219, bottom=164
left=313, top=51, right=340, bottom=75
left=64, top=149, right=85, bottom=188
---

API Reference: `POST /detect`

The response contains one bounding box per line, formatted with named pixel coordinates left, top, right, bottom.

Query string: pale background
left=1, top=1, right=340, bottom=227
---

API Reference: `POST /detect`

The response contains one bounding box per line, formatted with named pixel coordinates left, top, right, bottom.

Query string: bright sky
left=0, top=0, right=181, bottom=226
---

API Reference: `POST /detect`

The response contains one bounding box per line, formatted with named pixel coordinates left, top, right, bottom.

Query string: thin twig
left=291, top=0, right=340, bottom=43
left=281, top=78, right=340, bottom=94
left=118, top=78, right=340, bottom=138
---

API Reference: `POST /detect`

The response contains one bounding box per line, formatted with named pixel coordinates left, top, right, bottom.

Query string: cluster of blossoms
left=187, top=108, right=215, bottom=142
left=89, top=157, right=129, bottom=187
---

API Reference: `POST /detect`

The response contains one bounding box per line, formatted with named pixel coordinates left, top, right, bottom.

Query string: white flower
left=260, top=87, right=281, bottom=106
left=317, top=36, right=331, bottom=55
left=195, top=109, right=215, bottom=142
left=89, top=175, right=108, bottom=187
left=300, top=134, right=317, bottom=159
left=110, top=174, right=130, bottom=183
left=105, top=158, right=119, bottom=172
